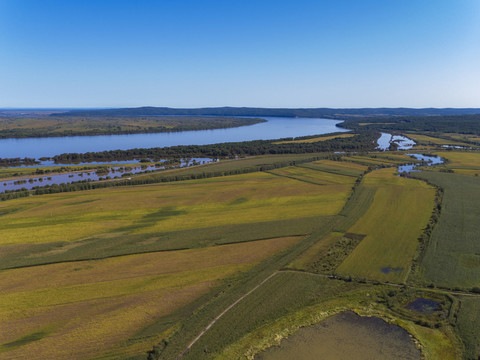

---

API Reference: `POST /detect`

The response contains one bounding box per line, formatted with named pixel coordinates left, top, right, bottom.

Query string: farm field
left=412, top=171, right=480, bottom=289
left=446, top=133, right=480, bottom=144
left=432, top=151, right=480, bottom=175
left=299, top=159, right=368, bottom=177
left=1, top=151, right=479, bottom=360
left=456, top=297, right=480, bottom=360
left=0, top=237, right=300, bottom=360
left=0, top=170, right=352, bottom=246
left=336, top=168, right=435, bottom=283
left=405, top=133, right=471, bottom=146
left=342, top=154, right=414, bottom=166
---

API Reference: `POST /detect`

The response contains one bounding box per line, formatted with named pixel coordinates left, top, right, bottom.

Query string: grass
left=336, top=168, right=435, bottom=283
left=287, top=232, right=344, bottom=271
left=0, top=237, right=299, bottom=360
left=273, top=133, right=354, bottom=144
left=172, top=271, right=458, bottom=360
left=0, top=170, right=351, bottom=246
left=412, top=171, right=480, bottom=289
left=456, top=297, right=480, bottom=360
left=163, top=272, right=362, bottom=359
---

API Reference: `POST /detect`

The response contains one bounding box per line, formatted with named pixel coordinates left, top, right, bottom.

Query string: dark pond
left=256, top=311, right=421, bottom=360
left=381, top=267, right=403, bottom=274
left=406, top=298, right=440, bottom=315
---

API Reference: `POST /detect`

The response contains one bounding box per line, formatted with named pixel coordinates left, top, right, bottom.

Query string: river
left=0, top=117, right=347, bottom=159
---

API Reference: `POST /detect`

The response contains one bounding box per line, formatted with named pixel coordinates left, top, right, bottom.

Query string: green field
left=456, top=297, right=480, bottom=360
left=336, top=168, right=435, bottom=283
left=413, top=171, right=480, bottom=289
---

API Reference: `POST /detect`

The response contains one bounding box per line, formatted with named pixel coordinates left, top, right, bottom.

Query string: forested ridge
left=56, top=106, right=480, bottom=119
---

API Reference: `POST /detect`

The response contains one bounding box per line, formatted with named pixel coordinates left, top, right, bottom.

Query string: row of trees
left=51, top=132, right=377, bottom=163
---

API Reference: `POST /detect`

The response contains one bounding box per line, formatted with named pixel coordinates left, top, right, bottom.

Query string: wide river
left=0, top=117, right=347, bottom=159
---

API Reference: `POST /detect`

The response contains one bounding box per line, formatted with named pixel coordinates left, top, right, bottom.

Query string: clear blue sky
left=1, top=0, right=479, bottom=108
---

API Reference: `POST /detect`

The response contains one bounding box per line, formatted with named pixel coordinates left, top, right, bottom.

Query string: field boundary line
left=264, top=170, right=325, bottom=186
left=176, top=271, right=280, bottom=359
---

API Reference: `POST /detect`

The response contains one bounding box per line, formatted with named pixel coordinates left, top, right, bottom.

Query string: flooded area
left=398, top=153, right=444, bottom=174
left=256, top=311, right=421, bottom=360
left=0, top=158, right=211, bottom=193
left=376, top=133, right=415, bottom=151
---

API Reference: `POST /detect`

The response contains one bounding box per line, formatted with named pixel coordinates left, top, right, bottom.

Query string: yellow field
left=312, top=159, right=368, bottom=172
left=433, top=151, right=480, bottom=170
left=407, top=133, right=470, bottom=146
left=274, top=133, right=354, bottom=144
left=336, top=168, right=435, bottom=283
left=0, top=237, right=300, bottom=360
left=0, top=171, right=353, bottom=245
left=446, top=133, right=480, bottom=144
left=269, top=166, right=356, bottom=185
left=345, top=155, right=406, bottom=166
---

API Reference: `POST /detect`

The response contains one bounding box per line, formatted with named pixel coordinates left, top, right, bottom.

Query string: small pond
left=255, top=311, right=421, bottom=360
left=406, top=298, right=440, bottom=315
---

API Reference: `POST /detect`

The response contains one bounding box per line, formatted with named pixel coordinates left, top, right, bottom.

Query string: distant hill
left=54, top=106, right=480, bottom=119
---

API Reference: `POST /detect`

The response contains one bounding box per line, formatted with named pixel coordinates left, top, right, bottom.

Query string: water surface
left=0, top=117, right=347, bottom=159
left=256, top=311, right=420, bottom=360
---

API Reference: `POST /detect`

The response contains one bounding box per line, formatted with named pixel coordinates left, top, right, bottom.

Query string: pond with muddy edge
left=255, top=311, right=421, bottom=360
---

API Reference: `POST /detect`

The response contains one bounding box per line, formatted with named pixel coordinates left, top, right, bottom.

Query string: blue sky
left=1, top=0, right=479, bottom=108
